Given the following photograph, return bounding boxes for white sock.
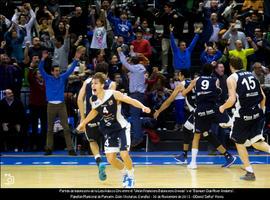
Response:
[127,168,134,178]
[94,154,101,160]
[190,149,198,165]
[245,166,254,173]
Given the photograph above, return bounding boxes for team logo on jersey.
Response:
[108,100,113,105]
[103,107,109,114]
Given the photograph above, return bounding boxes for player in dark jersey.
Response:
[154,70,195,163]
[77,72,151,188]
[219,57,270,181]
[180,64,236,169]
[77,62,116,181]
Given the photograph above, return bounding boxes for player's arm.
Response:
[260,87,266,113]
[76,109,98,132]
[181,79,196,96]
[113,91,151,113]
[77,80,87,122]
[153,84,183,119]
[219,76,237,113]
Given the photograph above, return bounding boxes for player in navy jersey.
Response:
[180,64,236,169]
[77,72,151,188]
[77,62,116,181]
[154,70,195,163]
[219,57,270,181]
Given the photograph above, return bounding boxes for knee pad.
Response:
[203,131,221,149]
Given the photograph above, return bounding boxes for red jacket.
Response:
[28,68,47,106]
[131,39,152,58]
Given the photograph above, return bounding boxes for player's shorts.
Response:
[85,121,102,142]
[230,115,265,147]
[103,124,131,154]
[184,113,194,131]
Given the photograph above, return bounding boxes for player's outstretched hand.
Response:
[153,110,160,120]
[142,106,151,114]
[219,105,225,114]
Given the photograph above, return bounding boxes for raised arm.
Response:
[113,90,151,113]
[61,49,81,79]
[38,51,49,79]
[118,48,136,72]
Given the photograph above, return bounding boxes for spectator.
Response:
[28,55,47,151]
[107,10,134,44]
[11,3,36,47]
[155,2,185,74]
[90,18,107,50]
[52,24,70,72]
[228,38,258,70]
[39,49,82,156]
[4,23,26,63]
[0,89,25,152]
[252,62,265,84]
[69,6,88,37]
[131,29,152,59]
[200,43,222,65]
[242,0,264,12]
[222,22,249,50]
[111,35,129,56]
[117,47,146,147]
[170,25,201,71]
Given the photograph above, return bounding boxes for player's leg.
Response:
[175,114,194,163]
[85,125,106,181]
[235,143,256,181]
[252,141,270,153]
[188,133,200,169]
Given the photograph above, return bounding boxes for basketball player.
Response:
[77,73,151,188]
[77,62,116,181]
[219,57,270,181]
[180,64,236,169]
[154,70,195,163]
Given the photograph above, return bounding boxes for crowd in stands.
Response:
[0,0,270,153]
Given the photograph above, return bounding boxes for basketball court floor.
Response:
[1,151,269,188]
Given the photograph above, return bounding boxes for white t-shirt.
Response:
[90,27,107,49]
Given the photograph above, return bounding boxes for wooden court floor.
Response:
[1,165,270,188]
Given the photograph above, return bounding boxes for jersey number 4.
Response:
[241,77,256,91]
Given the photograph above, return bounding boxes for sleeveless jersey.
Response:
[231,70,263,118]
[91,90,128,135]
[195,76,220,110]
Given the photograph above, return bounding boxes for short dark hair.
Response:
[179,69,190,78]
[201,63,213,76]
[95,61,109,74]
[92,72,106,84]
[51,65,60,71]
[229,56,243,70]
[130,56,140,64]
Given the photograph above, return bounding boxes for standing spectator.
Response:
[0,89,25,152]
[228,38,258,70]
[107,10,134,44]
[4,23,26,64]
[90,18,107,50]
[131,29,152,59]
[28,55,47,151]
[222,22,249,50]
[52,24,70,72]
[11,3,36,47]
[155,2,185,74]
[69,6,88,37]
[111,35,129,56]
[117,47,146,147]
[170,25,201,71]
[39,49,83,156]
